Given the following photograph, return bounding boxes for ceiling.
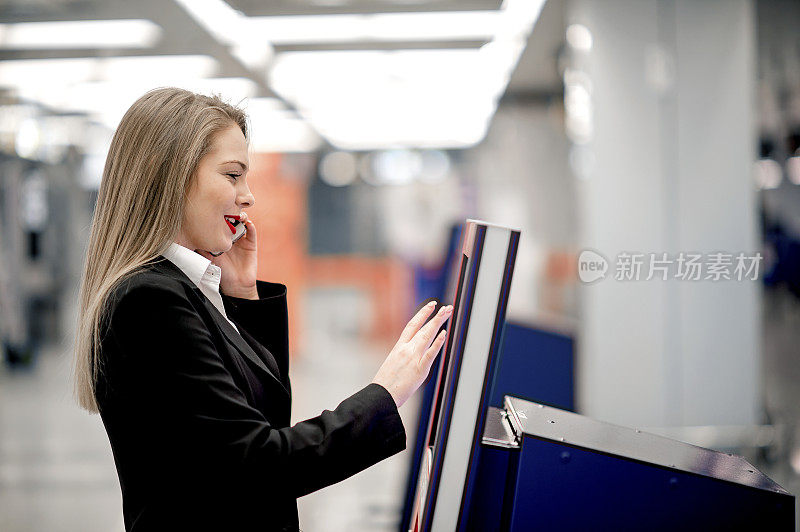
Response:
[0,0,565,151]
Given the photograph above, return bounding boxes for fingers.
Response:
[414,305,453,350]
[243,218,256,241]
[230,212,256,248]
[422,328,448,369]
[399,301,438,344]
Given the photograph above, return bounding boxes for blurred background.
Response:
[0,0,799,530]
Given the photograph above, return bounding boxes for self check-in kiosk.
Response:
[408,219,794,531]
[409,219,520,531]
[401,225,576,532]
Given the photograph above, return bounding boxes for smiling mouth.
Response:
[223,215,239,234]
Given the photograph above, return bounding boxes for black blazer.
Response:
[94,257,406,531]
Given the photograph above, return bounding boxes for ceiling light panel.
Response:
[268,48,508,149]
[0,55,219,89]
[270,49,507,105]
[0,19,162,49]
[261,0,545,149]
[12,76,256,130]
[242,97,321,153]
[247,11,503,44]
[173,0,275,70]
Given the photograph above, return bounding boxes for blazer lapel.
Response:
[149,257,288,394]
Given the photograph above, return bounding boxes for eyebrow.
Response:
[220,160,248,171]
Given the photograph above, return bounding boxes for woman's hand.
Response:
[197,212,259,300]
[372,302,453,408]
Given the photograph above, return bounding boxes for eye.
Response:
[225,173,240,181]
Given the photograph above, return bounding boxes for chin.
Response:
[201,239,231,256]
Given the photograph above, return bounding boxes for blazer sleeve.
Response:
[104,280,406,499]
[221,280,290,381]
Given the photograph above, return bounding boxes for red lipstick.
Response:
[224,215,240,234]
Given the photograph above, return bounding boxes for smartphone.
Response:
[230,218,246,244]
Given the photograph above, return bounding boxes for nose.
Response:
[237,183,255,209]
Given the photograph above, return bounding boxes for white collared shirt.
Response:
[162,242,239,333]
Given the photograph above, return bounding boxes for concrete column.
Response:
[571,0,759,427]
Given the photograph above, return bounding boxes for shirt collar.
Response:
[162,242,216,287]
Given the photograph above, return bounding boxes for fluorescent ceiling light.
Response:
[0,20,161,49]
[86,77,258,128]
[178,0,546,150]
[173,0,274,69]
[244,97,321,153]
[249,115,322,153]
[2,56,227,127]
[307,98,494,150]
[268,49,502,148]
[0,58,100,86]
[0,55,219,88]
[248,11,502,44]
[98,55,219,79]
[13,77,256,129]
[271,48,486,77]
[312,119,491,150]
[269,49,509,107]
[262,0,545,150]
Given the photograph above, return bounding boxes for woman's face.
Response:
[176,124,254,254]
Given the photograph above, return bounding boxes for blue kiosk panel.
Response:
[470,397,794,531]
[490,321,574,411]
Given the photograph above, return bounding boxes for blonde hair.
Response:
[73,87,248,413]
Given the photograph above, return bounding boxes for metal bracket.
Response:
[482,406,521,449]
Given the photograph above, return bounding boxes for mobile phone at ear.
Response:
[230,218,246,243]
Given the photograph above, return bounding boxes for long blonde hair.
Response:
[73,87,248,413]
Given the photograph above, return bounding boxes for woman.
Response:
[72,87,452,531]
